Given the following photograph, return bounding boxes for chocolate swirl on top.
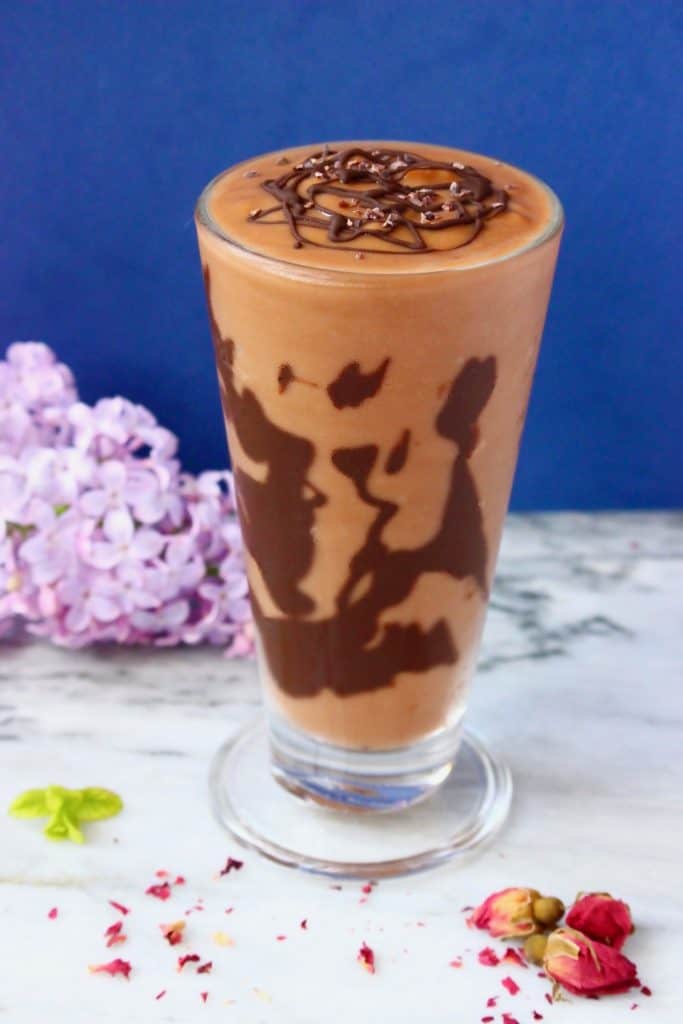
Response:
[249,146,510,254]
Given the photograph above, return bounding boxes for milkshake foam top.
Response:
[198,141,561,275]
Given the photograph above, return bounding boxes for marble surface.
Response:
[1,512,682,1023]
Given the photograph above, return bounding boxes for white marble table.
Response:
[2,513,682,1023]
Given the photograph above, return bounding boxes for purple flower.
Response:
[25,447,95,505]
[195,576,251,644]
[57,573,122,633]
[0,455,29,524]
[85,508,165,570]
[162,535,205,593]
[114,562,162,614]
[131,599,190,637]
[1,341,253,657]
[19,502,79,585]
[0,343,76,455]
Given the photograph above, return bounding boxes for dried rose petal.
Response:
[533,1014,544,1021]
[503,947,528,968]
[108,900,130,915]
[276,935,287,941]
[177,953,201,971]
[155,869,169,879]
[219,857,243,876]
[566,893,633,951]
[357,942,375,973]
[174,875,186,886]
[197,961,213,974]
[449,957,463,968]
[477,947,500,967]
[89,958,132,979]
[155,990,166,1001]
[544,927,639,997]
[482,1017,494,1023]
[641,985,652,996]
[486,996,497,1007]
[502,976,520,995]
[160,920,185,946]
[104,921,127,948]
[200,991,209,1003]
[300,919,308,930]
[502,1014,520,1024]
[146,881,172,901]
[47,907,58,920]
[468,888,541,939]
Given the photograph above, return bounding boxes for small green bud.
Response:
[524,932,549,965]
[533,896,565,927]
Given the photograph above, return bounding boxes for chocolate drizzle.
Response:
[249,146,509,254]
[327,358,390,409]
[204,268,325,616]
[203,268,496,698]
[385,429,411,475]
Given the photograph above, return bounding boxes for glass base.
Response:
[209,719,512,878]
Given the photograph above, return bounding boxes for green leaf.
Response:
[5,521,35,539]
[77,788,123,822]
[9,789,50,818]
[9,784,123,843]
[44,785,73,812]
[44,809,84,844]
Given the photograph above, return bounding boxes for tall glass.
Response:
[196,142,562,875]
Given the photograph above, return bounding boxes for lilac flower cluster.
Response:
[0,342,253,654]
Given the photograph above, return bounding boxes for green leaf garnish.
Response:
[9,784,123,843]
[44,808,85,844]
[78,788,123,822]
[9,789,50,818]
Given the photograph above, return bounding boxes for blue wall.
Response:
[2,1,680,509]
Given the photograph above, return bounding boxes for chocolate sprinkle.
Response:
[277,363,295,394]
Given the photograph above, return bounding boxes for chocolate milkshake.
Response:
[196,142,562,787]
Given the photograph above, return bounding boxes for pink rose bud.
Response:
[543,927,638,997]
[565,892,633,951]
[468,888,542,939]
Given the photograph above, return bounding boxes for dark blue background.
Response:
[2,2,680,509]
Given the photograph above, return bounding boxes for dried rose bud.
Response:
[468,888,542,939]
[543,927,638,997]
[565,892,633,951]
[532,897,565,928]
[523,933,549,966]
